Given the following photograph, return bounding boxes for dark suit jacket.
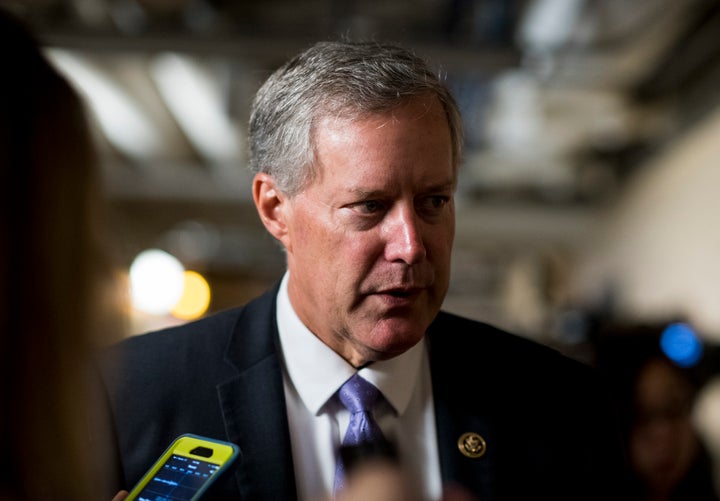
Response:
[99,284,627,500]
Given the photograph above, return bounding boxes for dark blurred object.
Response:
[336,439,417,501]
[594,323,719,501]
[0,6,122,500]
[339,439,399,475]
[338,440,480,500]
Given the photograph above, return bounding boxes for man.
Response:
[101,41,626,500]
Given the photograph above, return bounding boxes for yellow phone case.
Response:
[125,434,239,501]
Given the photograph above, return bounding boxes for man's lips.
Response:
[373,286,424,298]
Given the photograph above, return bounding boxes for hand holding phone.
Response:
[124,434,238,501]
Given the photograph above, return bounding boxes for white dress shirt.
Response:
[276,272,443,501]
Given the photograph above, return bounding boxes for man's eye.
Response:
[356,200,384,214]
[431,196,449,209]
[419,195,449,212]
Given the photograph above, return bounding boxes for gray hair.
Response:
[248,40,464,196]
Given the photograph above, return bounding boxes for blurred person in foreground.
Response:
[596,324,718,501]
[99,40,626,500]
[0,8,124,500]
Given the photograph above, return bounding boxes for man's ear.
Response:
[253,172,290,246]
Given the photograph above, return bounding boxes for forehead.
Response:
[313,96,452,154]
[311,97,454,185]
[318,94,449,131]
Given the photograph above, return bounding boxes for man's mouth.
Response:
[376,287,423,298]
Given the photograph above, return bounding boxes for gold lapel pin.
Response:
[457,432,487,459]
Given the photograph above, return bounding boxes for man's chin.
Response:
[367,321,427,356]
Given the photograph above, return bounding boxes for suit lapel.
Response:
[428,313,498,499]
[217,285,297,500]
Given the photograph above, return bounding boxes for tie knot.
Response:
[338,374,381,414]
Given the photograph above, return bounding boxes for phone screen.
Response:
[132,453,220,501]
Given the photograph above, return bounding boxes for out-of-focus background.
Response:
[6,0,720,488]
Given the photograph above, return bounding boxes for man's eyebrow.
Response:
[346,181,456,198]
[427,181,456,192]
[346,188,386,198]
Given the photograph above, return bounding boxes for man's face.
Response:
[281,95,455,367]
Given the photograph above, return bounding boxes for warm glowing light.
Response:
[171,271,211,320]
[129,249,185,315]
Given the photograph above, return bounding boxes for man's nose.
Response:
[383,206,426,265]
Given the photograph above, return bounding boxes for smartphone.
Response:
[125,434,239,501]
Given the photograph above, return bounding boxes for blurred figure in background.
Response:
[0,7,123,500]
[595,324,718,501]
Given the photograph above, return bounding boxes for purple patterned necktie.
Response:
[333,373,386,494]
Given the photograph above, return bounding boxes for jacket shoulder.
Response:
[108,308,242,365]
[102,284,279,374]
[428,310,596,396]
[430,311,581,367]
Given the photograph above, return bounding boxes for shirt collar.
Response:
[276,271,424,416]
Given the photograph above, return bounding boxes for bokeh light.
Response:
[129,249,185,315]
[660,322,703,368]
[171,270,211,320]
